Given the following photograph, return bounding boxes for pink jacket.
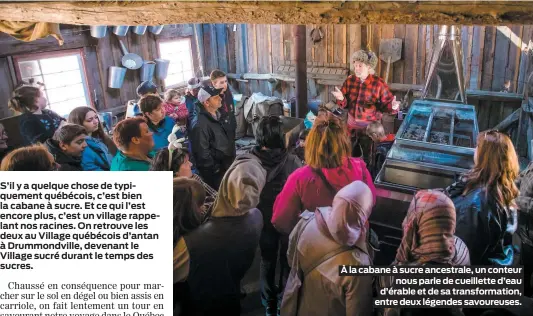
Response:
[272,157,376,235]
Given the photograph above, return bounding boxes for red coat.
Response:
[272,157,376,235]
[163,101,188,125]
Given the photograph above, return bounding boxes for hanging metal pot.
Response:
[118,39,143,70]
[140,61,156,82]
[108,66,127,89]
[133,26,148,35]
[90,26,108,38]
[148,25,164,35]
[113,26,130,36]
[155,59,170,80]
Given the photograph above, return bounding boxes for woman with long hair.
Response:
[446,130,519,266]
[150,142,217,211]
[173,177,206,314]
[9,85,65,146]
[68,106,117,171]
[272,113,376,235]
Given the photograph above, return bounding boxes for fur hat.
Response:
[351,50,378,69]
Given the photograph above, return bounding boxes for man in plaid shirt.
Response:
[332,49,400,132]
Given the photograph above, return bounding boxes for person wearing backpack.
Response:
[272,113,376,235]
[280,181,374,316]
[250,116,303,316]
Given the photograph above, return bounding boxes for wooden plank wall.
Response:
[0,24,198,118]
[202,23,533,131]
[204,24,532,96]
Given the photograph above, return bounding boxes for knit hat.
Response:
[351,50,378,69]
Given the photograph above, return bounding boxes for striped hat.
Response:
[395,190,460,265]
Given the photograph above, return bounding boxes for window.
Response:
[158,38,194,88]
[15,50,91,117]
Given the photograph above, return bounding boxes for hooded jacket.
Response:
[147,116,178,151]
[81,136,114,171]
[190,101,236,187]
[251,146,303,226]
[19,109,64,146]
[516,162,533,247]
[44,139,82,171]
[446,178,517,266]
[181,154,266,314]
[272,157,376,235]
[281,181,374,316]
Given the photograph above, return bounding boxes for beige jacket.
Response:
[283,209,373,316]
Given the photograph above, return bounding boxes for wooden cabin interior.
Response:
[1,1,533,160]
[2,2,533,314]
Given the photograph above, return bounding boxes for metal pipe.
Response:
[449,110,455,145]
[436,75,443,99]
[423,108,436,142]
[294,25,307,118]
[193,24,205,78]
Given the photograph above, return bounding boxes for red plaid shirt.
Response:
[337,74,396,129]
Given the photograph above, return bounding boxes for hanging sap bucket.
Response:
[140,61,156,82]
[132,25,148,35]
[90,26,108,38]
[108,66,127,89]
[155,59,170,80]
[149,25,164,35]
[112,26,130,36]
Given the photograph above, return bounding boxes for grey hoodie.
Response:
[211,153,267,217]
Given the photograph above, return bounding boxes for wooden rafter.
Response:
[1,1,533,26]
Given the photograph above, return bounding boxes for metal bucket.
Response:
[112,26,130,36]
[98,112,118,134]
[140,61,156,82]
[149,25,164,35]
[132,25,147,35]
[90,26,108,38]
[155,59,170,80]
[108,66,127,89]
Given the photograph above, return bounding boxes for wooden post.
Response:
[294,25,307,118]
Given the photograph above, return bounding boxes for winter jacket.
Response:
[219,89,237,141]
[446,179,517,266]
[272,157,376,235]
[19,109,65,146]
[177,154,265,315]
[251,146,303,229]
[516,162,533,247]
[282,208,373,316]
[190,102,236,188]
[44,139,82,171]
[110,151,154,171]
[81,136,114,171]
[147,116,180,151]
[163,101,188,125]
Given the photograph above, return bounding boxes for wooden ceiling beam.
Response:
[0,1,533,26]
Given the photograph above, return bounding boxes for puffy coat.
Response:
[81,136,114,171]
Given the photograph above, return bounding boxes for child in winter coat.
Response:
[164,89,189,127]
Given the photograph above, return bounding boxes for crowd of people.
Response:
[1,49,533,316]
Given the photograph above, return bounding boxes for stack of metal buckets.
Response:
[89,25,170,89]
